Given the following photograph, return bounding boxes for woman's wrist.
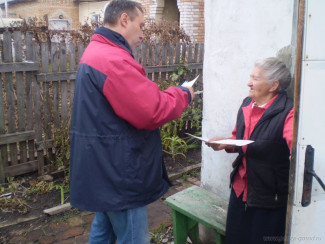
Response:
[225,146,237,153]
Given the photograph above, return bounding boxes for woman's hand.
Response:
[205,136,228,151]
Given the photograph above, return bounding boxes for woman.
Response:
[206,57,293,244]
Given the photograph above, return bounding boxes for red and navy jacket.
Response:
[69,27,191,211]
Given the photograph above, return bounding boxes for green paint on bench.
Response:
[165,185,228,244]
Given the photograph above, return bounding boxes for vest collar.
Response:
[240,92,289,139]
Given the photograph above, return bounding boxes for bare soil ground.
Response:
[0,149,201,240]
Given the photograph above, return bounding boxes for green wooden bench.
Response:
[165,185,228,244]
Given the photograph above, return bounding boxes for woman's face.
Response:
[247,66,277,105]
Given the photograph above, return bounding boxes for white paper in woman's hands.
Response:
[185,133,254,146]
[212,139,254,146]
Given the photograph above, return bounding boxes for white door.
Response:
[288,0,325,243]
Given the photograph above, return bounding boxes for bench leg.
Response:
[215,231,225,244]
[172,210,199,244]
[188,219,199,243]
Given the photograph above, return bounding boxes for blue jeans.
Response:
[89,206,150,244]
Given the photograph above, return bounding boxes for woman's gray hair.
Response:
[255,57,291,92]
[104,0,144,26]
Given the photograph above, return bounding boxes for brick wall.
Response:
[177,0,204,43]
[141,0,204,43]
[139,0,152,19]
[2,0,204,43]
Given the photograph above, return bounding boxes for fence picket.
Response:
[0,151,3,183]
[147,44,153,80]
[134,45,139,61]
[68,43,76,104]
[32,43,44,175]
[194,43,199,63]
[0,50,6,180]
[141,43,147,66]
[3,32,12,63]
[51,43,59,73]
[161,43,168,81]
[148,44,153,66]
[3,32,19,166]
[69,43,76,72]
[181,43,186,61]
[188,43,193,64]
[153,43,161,82]
[175,43,181,64]
[198,44,204,89]
[14,32,28,163]
[41,42,54,164]
[25,32,35,161]
[32,43,40,63]
[60,43,69,125]
[0,67,5,134]
[199,43,204,63]
[51,43,60,128]
[13,31,23,62]
[33,43,42,145]
[26,32,33,61]
[77,43,84,62]
[168,44,175,65]
[41,42,52,138]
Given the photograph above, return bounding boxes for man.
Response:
[69,0,194,243]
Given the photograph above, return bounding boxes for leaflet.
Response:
[194,90,203,95]
[181,75,200,87]
[185,133,254,146]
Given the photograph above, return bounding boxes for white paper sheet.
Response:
[181,75,200,87]
[212,139,254,146]
[194,90,203,95]
[185,133,254,146]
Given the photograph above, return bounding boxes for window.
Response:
[91,14,101,24]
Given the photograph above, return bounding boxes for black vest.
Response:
[231,92,293,208]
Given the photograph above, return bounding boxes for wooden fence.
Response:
[0,31,204,182]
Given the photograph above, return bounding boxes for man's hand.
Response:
[183,86,195,102]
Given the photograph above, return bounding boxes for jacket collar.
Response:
[94,27,133,57]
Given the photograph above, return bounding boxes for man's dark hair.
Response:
[104,0,144,25]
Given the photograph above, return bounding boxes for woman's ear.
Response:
[270,80,280,92]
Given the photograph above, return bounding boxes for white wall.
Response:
[202,0,295,200]
[79,1,110,25]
